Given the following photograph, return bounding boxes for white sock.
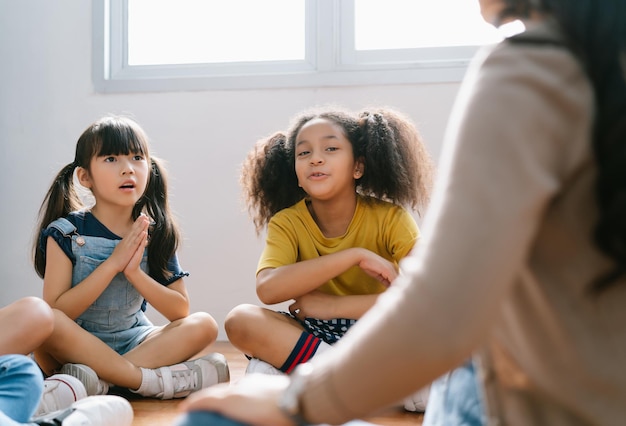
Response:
[130,368,162,397]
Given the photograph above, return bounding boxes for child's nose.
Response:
[121,160,135,174]
[310,153,324,165]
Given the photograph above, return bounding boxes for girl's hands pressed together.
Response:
[123,215,151,279]
[108,214,150,274]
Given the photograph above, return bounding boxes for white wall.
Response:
[0,1,461,340]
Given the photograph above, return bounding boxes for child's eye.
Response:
[133,154,144,161]
[326,147,338,152]
[104,156,116,162]
[297,150,310,157]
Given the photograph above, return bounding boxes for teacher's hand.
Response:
[179,373,294,426]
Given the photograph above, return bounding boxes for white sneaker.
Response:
[403,385,430,412]
[32,395,133,426]
[245,358,284,375]
[59,364,109,396]
[156,353,230,399]
[33,374,88,417]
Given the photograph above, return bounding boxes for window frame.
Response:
[93,0,484,93]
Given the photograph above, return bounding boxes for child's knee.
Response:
[14,297,54,341]
[224,304,261,343]
[187,312,219,341]
[19,297,53,323]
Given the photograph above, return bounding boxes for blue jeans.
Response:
[423,360,485,426]
[0,354,44,425]
[173,411,381,426]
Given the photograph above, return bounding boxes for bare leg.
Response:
[33,309,143,390]
[225,304,304,368]
[124,312,219,368]
[0,297,54,356]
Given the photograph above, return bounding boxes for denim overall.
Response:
[46,218,156,355]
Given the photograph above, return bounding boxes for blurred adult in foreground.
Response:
[176,0,626,424]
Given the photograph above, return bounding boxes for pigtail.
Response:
[358,112,410,203]
[240,132,305,234]
[358,110,434,215]
[33,162,82,278]
[139,156,181,283]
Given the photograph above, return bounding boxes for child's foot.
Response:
[59,363,110,396]
[156,353,230,399]
[245,357,283,375]
[33,374,88,417]
[32,395,133,426]
[403,385,430,413]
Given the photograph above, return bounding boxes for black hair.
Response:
[503,0,626,291]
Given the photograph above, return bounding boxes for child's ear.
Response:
[353,160,365,179]
[76,167,92,189]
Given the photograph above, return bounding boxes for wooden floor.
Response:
[130,341,423,425]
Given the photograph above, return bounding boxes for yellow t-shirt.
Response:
[257,195,419,296]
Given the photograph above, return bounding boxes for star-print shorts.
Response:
[281,311,357,344]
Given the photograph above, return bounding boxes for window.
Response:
[127,0,306,65]
[93,0,511,93]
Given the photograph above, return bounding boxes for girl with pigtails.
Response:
[31,116,229,401]
[226,106,434,410]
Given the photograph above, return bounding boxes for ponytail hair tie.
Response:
[358,111,371,127]
[151,158,160,176]
[359,111,385,128]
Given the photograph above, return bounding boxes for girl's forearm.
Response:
[50,259,120,320]
[127,271,189,320]
[331,294,379,319]
[256,248,367,304]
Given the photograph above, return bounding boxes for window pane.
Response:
[354,0,501,50]
[127,0,306,66]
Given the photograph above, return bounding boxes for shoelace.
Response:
[171,364,201,393]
